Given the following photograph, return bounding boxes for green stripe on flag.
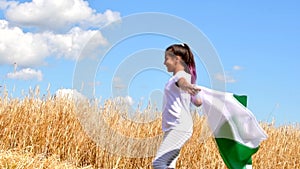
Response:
[233,94,247,107]
[215,95,255,169]
[233,95,253,167]
[215,138,258,169]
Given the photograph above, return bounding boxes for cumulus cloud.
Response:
[0,0,17,10]
[0,20,108,67]
[0,0,120,82]
[4,0,121,32]
[7,68,43,81]
[44,26,108,60]
[0,20,49,67]
[55,88,87,101]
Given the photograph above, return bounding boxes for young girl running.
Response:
[152,43,201,169]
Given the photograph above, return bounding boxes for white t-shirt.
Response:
[162,70,193,133]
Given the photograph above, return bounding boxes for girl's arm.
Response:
[176,77,201,96]
[176,77,202,107]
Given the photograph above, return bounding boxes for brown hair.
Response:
[166,43,197,84]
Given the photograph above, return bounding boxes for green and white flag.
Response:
[198,86,268,169]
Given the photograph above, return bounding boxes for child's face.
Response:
[164,52,178,73]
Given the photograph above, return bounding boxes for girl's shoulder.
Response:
[174,70,191,79]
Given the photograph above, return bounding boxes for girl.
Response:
[152,43,201,169]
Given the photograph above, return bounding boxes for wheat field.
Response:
[0,90,299,169]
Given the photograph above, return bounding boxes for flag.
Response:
[198,86,268,169]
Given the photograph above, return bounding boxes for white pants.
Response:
[152,130,192,169]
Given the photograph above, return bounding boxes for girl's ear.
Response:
[174,55,180,65]
[175,55,181,62]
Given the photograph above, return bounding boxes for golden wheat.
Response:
[0,93,299,169]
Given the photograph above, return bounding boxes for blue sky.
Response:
[0,0,299,126]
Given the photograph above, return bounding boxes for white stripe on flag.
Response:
[197,86,268,169]
[198,86,267,148]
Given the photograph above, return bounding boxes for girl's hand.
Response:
[186,84,201,96]
[177,78,201,95]
[191,92,202,107]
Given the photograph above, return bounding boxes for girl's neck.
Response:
[173,67,185,75]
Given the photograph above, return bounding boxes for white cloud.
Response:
[214,66,244,83]
[43,26,108,60]
[0,20,108,66]
[0,0,17,10]
[113,77,126,89]
[4,0,121,31]
[233,65,243,71]
[214,72,236,83]
[55,88,87,101]
[0,0,119,82]
[0,20,49,67]
[113,96,134,106]
[7,68,43,81]
[124,96,134,106]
